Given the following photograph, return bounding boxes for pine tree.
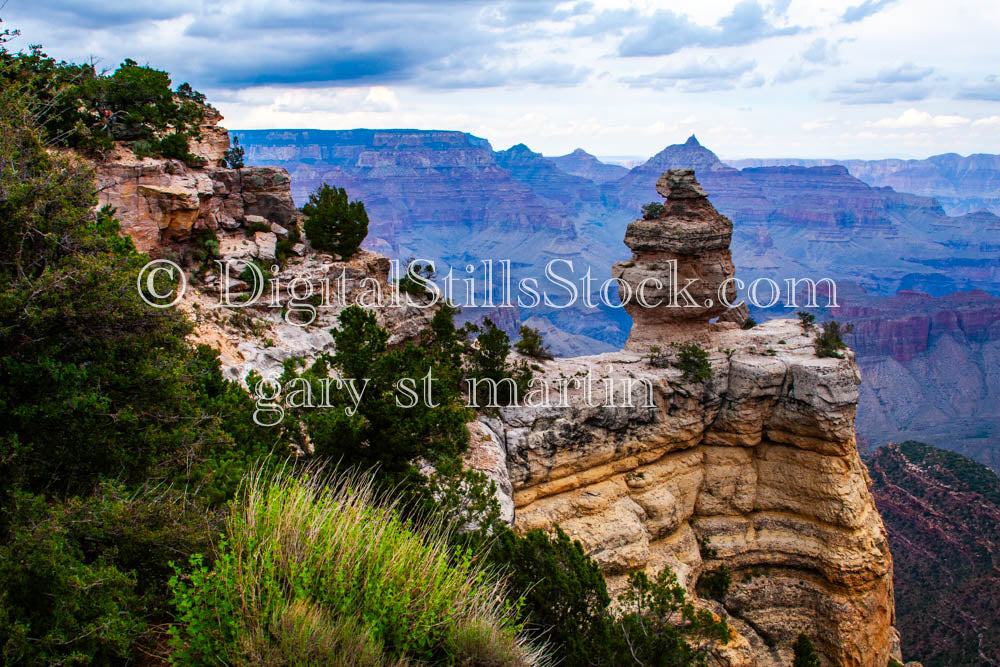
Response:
[301,183,368,258]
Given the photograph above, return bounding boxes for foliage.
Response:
[0,45,206,156]
[223,135,245,168]
[792,633,821,667]
[617,569,731,666]
[0,484,217,664]
[671,341,713,383]
[465,318,533,407]
[287,305,472,490]
[642,201,665,220]
[301,183,369,258]
[487,526,622,666]
[399,258,436,297]
[797,310,816,330]
[814,320,853,358]
[741,316,757,329]
[696,566,732,601]
[167,464,544,665]
[514,324,554,360]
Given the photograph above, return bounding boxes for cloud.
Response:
[842,0,899,23]
[569,8,640,38]
[622,58,757,92]
[8,0,579,90]
[775,64,821,84]
[859,63,934,84]
[801,38,838,65]
[957,75,1000,101]
[871,109,970,129]
[830,64,935,104]
[973,115,1000,127]
[618,1,801,57]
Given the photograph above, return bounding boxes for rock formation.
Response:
[94,114,433,383]
[477,169,896,665]
[96,112,296,254]
[613,169,745,347]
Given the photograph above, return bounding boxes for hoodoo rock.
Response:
[475,169,896,666]
[614,169,745,348]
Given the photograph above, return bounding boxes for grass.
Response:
[168,463,547,665]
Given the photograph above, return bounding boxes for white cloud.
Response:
[972,115,1000,127]
[871,109,970,129]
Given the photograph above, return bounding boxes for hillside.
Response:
[867,441,1000,665]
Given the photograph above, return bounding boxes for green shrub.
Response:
[465,318,533,408]
[742,316,758,329]
[618,568,731,665]
[641,201,665,220]
[514,324,554,360]
[671,341,712,382]
[487,526,621,666]
[797,310,816,330]
[301,183,369,258]
[815,320,853,358]
[696,565,732,601]
[168,464,545,665]
[399,259,435,297]
[793,633,821,667]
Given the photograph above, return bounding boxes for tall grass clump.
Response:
[168,463,547,665]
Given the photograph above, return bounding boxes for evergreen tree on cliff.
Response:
[302,183,369,258]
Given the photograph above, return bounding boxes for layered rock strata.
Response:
[481,170,894,666]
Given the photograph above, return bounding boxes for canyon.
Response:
[235,129,1000,472]
[98,111,900,665]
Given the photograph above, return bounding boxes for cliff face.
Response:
[868,441,1000,665]
[482,172,895,666]
[95,117,296,254]
[836,290,1000,470]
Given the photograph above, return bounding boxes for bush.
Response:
[168,464,545,665]
[641,201,665,220]
[797,310,816,330]
[399,259,435,297]
[0,47,207,154]
[742,316,757,329]
[815,320,853,358]
[301,183,369,258]
[487,526,622,666]
[696,565,732,601]
[671,341,712,383]
[465,318,532,408]
[514,324,554,360]
[793,633,821,667]
[618,569,731,665]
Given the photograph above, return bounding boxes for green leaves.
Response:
[301,183,369,259]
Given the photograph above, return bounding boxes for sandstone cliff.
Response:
[480,171,896,666]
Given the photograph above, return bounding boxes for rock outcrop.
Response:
[613,169,744,347]
[96,112,296,253]
[479,170,895,665]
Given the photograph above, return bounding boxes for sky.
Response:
[6,0,1000,160]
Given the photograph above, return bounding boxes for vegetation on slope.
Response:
[169,464,544,665]
[867,441,1000,666]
